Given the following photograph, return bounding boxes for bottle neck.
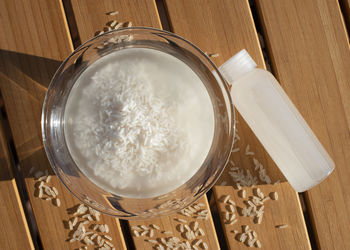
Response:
[218,49,257,84]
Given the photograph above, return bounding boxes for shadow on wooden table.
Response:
[0,49,62,180]
[0,49,61,89]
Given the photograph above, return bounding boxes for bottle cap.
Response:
[219,49,257,84]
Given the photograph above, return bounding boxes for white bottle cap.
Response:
[219,49,257,83]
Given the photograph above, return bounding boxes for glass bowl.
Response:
[42,27,234,219]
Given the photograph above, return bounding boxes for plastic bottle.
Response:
[219,50,334,192]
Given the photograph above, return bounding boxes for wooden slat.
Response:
[70,0,162,43]
[213,184,311,249]
[128,196,219,250]
[163,1,313,248]
[70,3,218,250]
[0,116,34,249]
[0,0,126,249]
[164,0,285,187]
[256,0,350,249]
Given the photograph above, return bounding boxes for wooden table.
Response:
[0,0,349,249]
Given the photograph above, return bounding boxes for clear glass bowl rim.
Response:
[41,26,235,217]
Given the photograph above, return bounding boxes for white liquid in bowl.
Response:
[64,48,214,198]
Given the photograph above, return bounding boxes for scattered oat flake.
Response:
[55,198,61,207]
[228,205,235,213]
[275,224,288,229]
[188,206,196,213]
[175,218,187,223]
[258,205,264,212]
[151,224,160,230]
[253,157,260,166]
[195,239,203,246]
[46,175,52,183]
[239,190,246,198]
[68,220,73,230]
[105,240,114,247]
[248,200,255,208]
[99,238,105,247]
[107,10,119,16]
[140,230,148,236]
[247,231,253,240]
[209,53,219,58]
[231,147,240,153]
[114,22,123,30]
[38,188,43,198]
[245,144,254,155]
[228,199,236,205]
[183,212,191,217]
[110,20,117,27]
[149,229,154,237]
[193,204,201,210]
[52,187,58,195]
[271,192,278,200]
[230,219,238,225]
[255,239,262,248]
[146,239,158,244]
[258,191,265,199]
[105,235,113,241]
[239,233,247,242]
[225,211,230,221]
[103,224,109,232]
[201,242,208,249]
[72,217,78,226]
[222,195,230,203]
[193,221,199,231]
